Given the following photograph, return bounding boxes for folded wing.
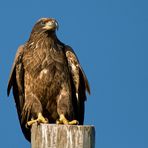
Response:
[7,45,30,141]
[64,45,90,124]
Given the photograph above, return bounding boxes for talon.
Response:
[27,112,48,126]
[37,113,48,123]
[69,120,79,125]
[56,120,62,124]
[27,119,37,126]
[57,114,79,125]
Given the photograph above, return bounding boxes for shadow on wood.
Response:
[31,123,95,148]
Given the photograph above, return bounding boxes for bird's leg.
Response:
[27,112,48,126]
[56,114,79,125]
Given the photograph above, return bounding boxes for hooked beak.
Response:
[43,20,59,31]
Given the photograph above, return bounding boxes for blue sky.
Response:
[0,0,148,148]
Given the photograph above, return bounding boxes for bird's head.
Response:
[32,18,59,33]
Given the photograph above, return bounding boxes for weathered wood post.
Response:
[31,123,95,148]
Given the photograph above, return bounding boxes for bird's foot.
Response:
[27,113,48,126]
[56,114,79,125]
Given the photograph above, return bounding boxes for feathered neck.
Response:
[29,30,58,42]
[27,30,60,49]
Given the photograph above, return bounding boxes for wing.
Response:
[7,45,30,141]
[7,45,25,113]
[64,45,90,124]
[7,45,24,96]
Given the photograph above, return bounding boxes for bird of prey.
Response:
[7,18,90,141]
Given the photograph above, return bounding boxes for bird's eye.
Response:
[40,21,45,26]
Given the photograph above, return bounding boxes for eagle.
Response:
[7,18,90,141]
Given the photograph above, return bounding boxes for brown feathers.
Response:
[7,18,90,142]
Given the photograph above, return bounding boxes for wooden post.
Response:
[31,123,95,148]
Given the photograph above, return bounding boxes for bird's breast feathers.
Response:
[39,69,48,79]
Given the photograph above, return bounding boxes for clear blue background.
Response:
[0,0,148,148]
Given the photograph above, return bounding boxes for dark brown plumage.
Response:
[7,18,90,142]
